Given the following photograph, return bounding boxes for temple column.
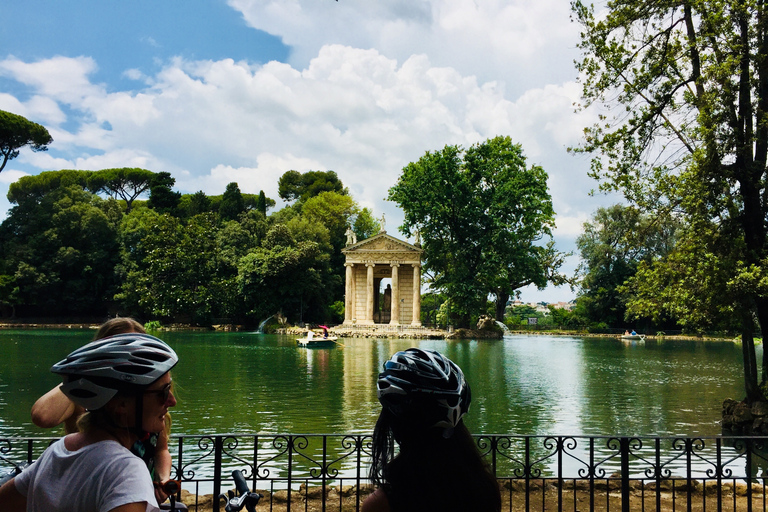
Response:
[389,263,400,325]
[412,264,422,326]
[344,263,354,324]
[365,263,375,324]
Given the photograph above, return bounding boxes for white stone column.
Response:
[366,263,375,324]
[412,264,422,326]
[389,263,400,325]
[344,263,354,324]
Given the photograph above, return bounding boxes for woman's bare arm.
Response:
[362,488,390,512]
[153,430,173,503]
[30,385,79,430]
[0,479,27,512]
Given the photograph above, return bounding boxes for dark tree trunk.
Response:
[741,305,760,403]
[495,291,509,322]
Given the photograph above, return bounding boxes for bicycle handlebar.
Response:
[219,470,263,512]
[232,470,250,495]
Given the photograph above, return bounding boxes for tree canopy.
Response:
[572,0,768,400]
[278,170,346,203]
[576,204,680,329]
[388,136,566,327]
[9,168,155,212]
[1,167,366,326]
[0,110,52,173]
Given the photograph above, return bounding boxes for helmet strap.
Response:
[132,391,147,439]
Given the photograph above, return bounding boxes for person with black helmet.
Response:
[0,333,178,512]
[363,348,501,512]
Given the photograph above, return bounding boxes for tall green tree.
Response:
[219,182,245,221]
[0,185,120,316]
[351,207,381,241]
[0,110,52,173]
[8,170,89,204]
[278,170,346,204]
[147,171,181,214]
[388,136,565,326]
[576,204,680,328]
[572,0,768,400]
[256,190,267,216]
[7,168,156,212]
[237,224,327,323]
[184,190,213,217]
[87,168,156,212]
[117,211,235,324]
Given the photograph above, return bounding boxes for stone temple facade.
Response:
[341,230,423,326]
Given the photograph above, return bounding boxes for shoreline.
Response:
[0,320,743,342]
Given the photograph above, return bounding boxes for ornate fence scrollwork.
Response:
[5,434,768,512]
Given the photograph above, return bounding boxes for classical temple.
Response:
[341,228,423,326]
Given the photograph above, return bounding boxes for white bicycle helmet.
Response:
[377,348,471,430]
[51,333,178,410]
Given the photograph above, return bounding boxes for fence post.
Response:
[620,437,630,512]
[746,439,753,512]
[287,435,294,511]
[524,436,531,512]
[321,435,327,512]
[213,436,223,512]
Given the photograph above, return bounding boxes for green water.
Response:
[0,330,749,438]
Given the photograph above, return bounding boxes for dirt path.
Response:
[178,479,768,512]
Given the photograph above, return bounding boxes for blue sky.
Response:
[0,0,617,303]
[1,1,288,93]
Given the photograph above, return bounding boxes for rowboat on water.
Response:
[296,337,339,347]
[619,334,645,341]
[296,329,339,347]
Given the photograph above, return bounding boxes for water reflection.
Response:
[0,330,749,439]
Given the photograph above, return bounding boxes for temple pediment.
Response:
[342,231,422,263]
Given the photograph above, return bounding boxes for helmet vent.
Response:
[114,364,152,375]
[134,350,169,362]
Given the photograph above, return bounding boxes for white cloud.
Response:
[0,168,28,186]
[229,0,581,96]
[0,56,104,108]
[0,45,597,243]
[0,1,603,302]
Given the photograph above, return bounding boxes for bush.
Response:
[144,320,162,331]
[587,322,610,334]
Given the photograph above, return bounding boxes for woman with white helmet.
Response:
[30,318,175,504]
[0,333,178,512]
[363,348,501,512]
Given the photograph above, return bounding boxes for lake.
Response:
[0,329,750,438]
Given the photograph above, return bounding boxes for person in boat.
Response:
[363,348,501,512]
[1,333,178,512]
[631,330,637,336]
[322,327,329,339]
[30,317,175,505]
[624,330,630,336]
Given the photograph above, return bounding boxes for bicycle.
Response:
[219,470,263,512]
[158,479,187,511]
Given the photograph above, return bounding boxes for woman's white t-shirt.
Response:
[14,437,160,512]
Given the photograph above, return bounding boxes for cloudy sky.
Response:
[0,0,618,303]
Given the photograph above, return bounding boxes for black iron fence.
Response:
[4,434,768,512]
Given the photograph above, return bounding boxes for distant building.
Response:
[550,301,576,311]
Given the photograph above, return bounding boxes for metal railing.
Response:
[4,434,768,512]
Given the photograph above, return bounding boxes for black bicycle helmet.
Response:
[377,348,471,430]
[51,333,178,410]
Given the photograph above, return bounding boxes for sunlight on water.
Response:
[0,330,749,439]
